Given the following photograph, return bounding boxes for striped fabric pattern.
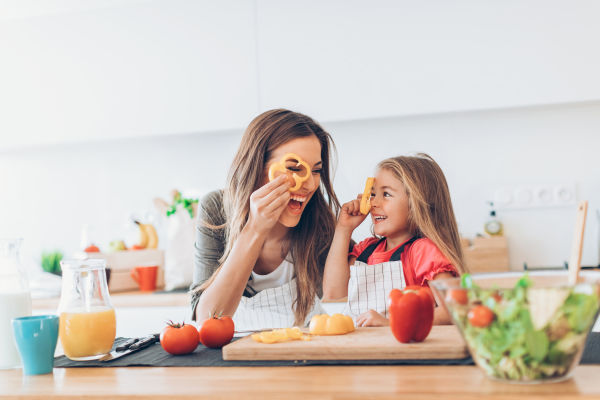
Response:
[344,260,406,320]
[233,278,324,331]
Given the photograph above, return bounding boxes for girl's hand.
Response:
[355,310,389,327]
[337,194,368,232]
[246,175,291,236]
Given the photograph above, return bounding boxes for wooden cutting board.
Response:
[222,325,468,361]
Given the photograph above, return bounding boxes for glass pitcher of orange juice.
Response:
[58,259,116,360]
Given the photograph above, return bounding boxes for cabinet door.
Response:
[257,0,600,121]
[0,0,258,149]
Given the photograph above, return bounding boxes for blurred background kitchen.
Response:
[1,0,600,296]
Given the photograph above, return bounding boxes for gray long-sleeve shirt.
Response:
[189,189,335,320]
[189,190,259,320]
[189,190,226,320]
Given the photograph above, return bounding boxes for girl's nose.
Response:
[370,194,379,208]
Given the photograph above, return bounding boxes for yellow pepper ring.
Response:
[360,177,375,215]
[268,153,311,192]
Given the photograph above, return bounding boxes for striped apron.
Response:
[344,237,417,321]
[232,278,324,331]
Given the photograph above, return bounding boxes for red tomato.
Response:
[492,292,503,303]
[84,245,100,253]
[199,315,235,348]
[160,322,199,355]
[446,289,468,305]
[468,305,495,328]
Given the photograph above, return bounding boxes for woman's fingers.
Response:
[258,177,291,205]
[257,192,290,218]
[263,189,291,215]
[248,174,291,228]
[252,174,289,199]
[251,176,290,213]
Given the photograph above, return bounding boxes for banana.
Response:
[142,223,159,249]
[133,221,158,249]
[134,220,149,248]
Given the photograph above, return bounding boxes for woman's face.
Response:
[369,168,411,240]
[265,135,323,228]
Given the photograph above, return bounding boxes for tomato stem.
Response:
[165,319,186,329]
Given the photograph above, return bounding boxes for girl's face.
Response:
[265,135,323,228]
[370,168,411,240]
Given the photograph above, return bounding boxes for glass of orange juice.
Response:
[58,259,116,361]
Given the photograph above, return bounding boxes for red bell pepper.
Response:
[388,285,435,343]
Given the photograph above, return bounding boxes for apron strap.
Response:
[355,238,386,263]
[389,236,419,261]
[243,275,258,297]
[355,236,420,264]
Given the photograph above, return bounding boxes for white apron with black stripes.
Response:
[232,278,324,331]
[344,237,417,321]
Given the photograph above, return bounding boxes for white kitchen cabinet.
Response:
[0,0,258,149]
[256,0,600,121]
[4,1,600,149]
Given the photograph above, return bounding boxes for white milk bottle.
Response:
[0,239,32,369]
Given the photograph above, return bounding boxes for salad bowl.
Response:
[430,270,600,383]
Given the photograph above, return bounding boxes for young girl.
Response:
[323,153,466,326]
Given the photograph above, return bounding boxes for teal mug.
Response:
[11,315,59,375]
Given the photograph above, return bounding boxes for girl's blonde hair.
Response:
[377,153,467,274]
[200,109,340,325]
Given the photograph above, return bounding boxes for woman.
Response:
[190,109,340,329]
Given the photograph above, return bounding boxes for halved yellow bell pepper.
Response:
[309,314,355,335]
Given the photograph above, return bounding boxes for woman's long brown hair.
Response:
[198,109,340,325]
[377,153,467,274]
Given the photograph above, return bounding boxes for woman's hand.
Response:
[355,310,389,327]
[337,194,368,232]
[246,174,291,236]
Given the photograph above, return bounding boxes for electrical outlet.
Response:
[494,184,576,210]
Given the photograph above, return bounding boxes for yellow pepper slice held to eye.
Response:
[268,153,311,192]
[360,177,375,215]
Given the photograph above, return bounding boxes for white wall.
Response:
[0,0,258,148]
[257,0,600,120]
[3,0,600,148]
[2,101,600,271]
[0,129,241,265]
[1,1,600,274]
[327,101,600,269]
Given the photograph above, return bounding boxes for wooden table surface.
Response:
[22,294,600,398]
[1,365,600,399]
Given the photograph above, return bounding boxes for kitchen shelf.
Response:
[32,290,190,310]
